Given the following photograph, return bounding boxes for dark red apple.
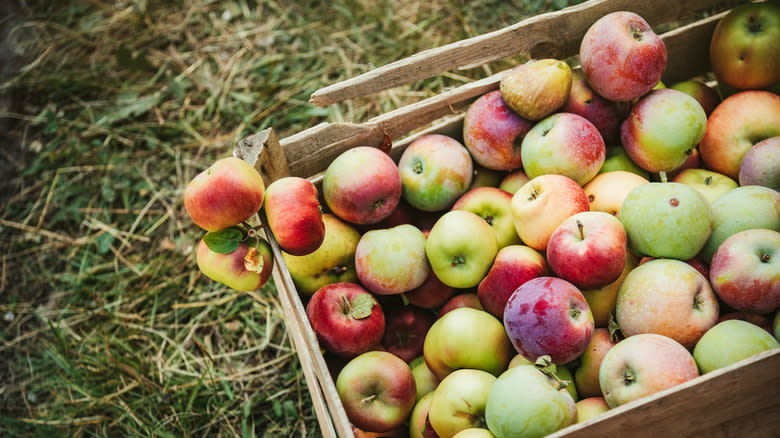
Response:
[382,305,436,363]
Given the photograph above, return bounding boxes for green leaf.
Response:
[349,294,376,319]
[203,228,243,254]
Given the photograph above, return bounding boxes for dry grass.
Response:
[0,0,585,436]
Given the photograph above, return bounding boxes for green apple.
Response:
[410,355,439,401]
[452,187,523,250]
[196,237,273,292]
[599,145,650,179]
[693,320,779,374]
[426,210,498,288]
[619,182,712,260]
[507,354,577,402]
[485,364,577,438]
[428,368,497,438]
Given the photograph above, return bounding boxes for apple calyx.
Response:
[630,25,643,41]
[535,355,570,391]
[622,368,636,386]
[759,252,771,263]
[451,255,466,268]
[341,293,376,320]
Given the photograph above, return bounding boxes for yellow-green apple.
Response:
[306,282,385,358]
[520,112,606,186]
[428,368,496,438]
[452,187,522,250]
[399,134,474,212]
[282,213,360,297]
[485,364,577,438]
[599,145,650,179]
[510,174,590,251]
[546,211,628,290]
[463,89,534,171]
[709,2,780,91]
[409,391,436,438]
[710,228,780,315]
[505,354,578,402]
[671,168,738,205]
[426,210,498,289]
[470,164,504,189]
[616,259,719,349]
[452,428,495,438]
[599,333,699,408]
[717,311,773,333]
[739,137,780,190]
[263,176,325,256]
[619,182,712,260]
[693,319,780,374]
[504,276,594,364]
[699,91,780,179]
[583,170,649,216]
[322,146,402,225]
[423,307,512,380]
[775,311,780,341]
[562,70,625,145]
[581,251,637,328]
[579,11,667,102]
[404,270,456,309]
[410,356,439,401]
[196,237,273,292]
[499,58,572,121]
[620,89,707,173]
[184,156,265,232]
[700,185,780,262]
[575,397,610,423]
[381,305,436,363]
[477,245,548,319]
[438,293,484,318]
[669,79,721,116]
[498,169,529,195]
[356,224,429,295]
[573,328,618,398]
[336,350,417,433]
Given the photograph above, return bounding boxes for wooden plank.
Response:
[235,128,291,188]
[308,0,742,107]
[548,348,780,437]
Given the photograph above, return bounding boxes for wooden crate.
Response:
[234,1,780,437]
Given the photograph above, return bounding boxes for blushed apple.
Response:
[463,89,534,171]
[709,228,780,315]
[498,169,530,195]
[477,244,548,319]
[408,391,436,438]
[621,88,707,173]
[699,91,780,179]
[336,350,417,433]
[451,187,522,250]
[506,354,578,402]
[574,328,618,399]
[426,210,498,289]
[438,293,484,318]
[404,269,457,310]
[521,112,605,186]
[579,11,667,102]
[616,259,719,349]
[184,156,265,232]
[619,182,712,260]
[671,168,738,205]
[669,79,721,116]
[428,368,497,438]
[196,237,273,292]
[562,70,625,145]
[504,276,594,364]
[583,171,649,216]
[399,134,474,212]
[282,213,361,297]
[739,137,780,190]
[693,319,780,374]
[547,211,628,290]
[599,333,699,408]
[452,428,495,438]
[423,307,512,380]
[511,174,590,251]
[306,282,385,358]
[263,176,325,256]
[356,224,430,295]
[575,397,610,423]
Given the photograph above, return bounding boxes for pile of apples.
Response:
[184,5,780,438]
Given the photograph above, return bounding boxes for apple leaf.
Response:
[203,227,244,254]
[349,294,376,319]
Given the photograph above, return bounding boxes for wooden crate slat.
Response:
[308,0,739,107]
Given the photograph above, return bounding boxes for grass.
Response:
[0,0,587,436]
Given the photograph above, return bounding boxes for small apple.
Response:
[263,176,325,256]
[669,79,721,116]
[562,70,625,145]
[428,368,497,438]
[599,145,650,180]
[470,164,504,189]
[404,269,457,310]
[693,319,780,374]
[196,236,273,292]
[410,356,439,401]
[452,428,495,438]
[408,391,436,438]
[498,169,530,195]
[499,58,572,121]
[184,156,265,232]
[575,397,610,423]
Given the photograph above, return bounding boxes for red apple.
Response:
[562,70,625,144]
[306,282,386,358]
[503,276,595,364]
[573,328,618,398]
[477,245,548,319]
[382,305,436,363]
[579,11,667,102]
[404,269,457,310]
[184,156,265,232]
[546,211,628,290]
[437,293,483,318]
[263,176,325,256]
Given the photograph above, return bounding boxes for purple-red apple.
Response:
[503,276,594,364]
[184,156,265,232]
[477,244,548,319]
[382,305,436,363]
[579,11,667,102]
[263,176,325,256]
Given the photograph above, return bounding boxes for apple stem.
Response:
[576,220,584,240]
[360,394,376,405]
[340,294,352,315]
[534,355,569,391]
[659,171,668,183]
[608,313,622,343]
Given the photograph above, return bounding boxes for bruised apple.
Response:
[196,237,273,292]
